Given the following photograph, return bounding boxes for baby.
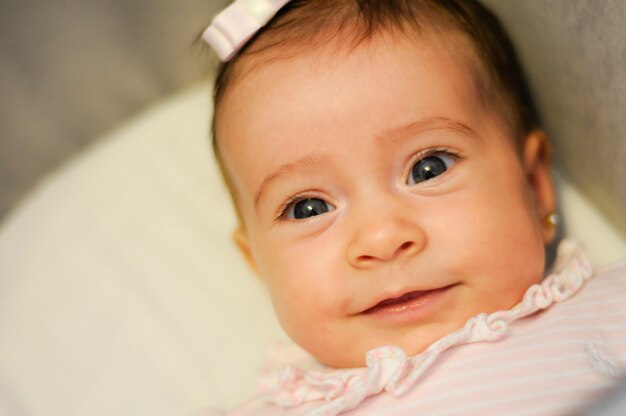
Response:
[203,0,626,415]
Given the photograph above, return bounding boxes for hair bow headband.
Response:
[203,0,292,61]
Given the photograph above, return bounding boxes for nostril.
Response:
[399,241,413,251]
[357,255,375,263]
[356,242,414,264]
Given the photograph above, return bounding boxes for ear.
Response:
[232,227,259,275]
[522,130,557,243]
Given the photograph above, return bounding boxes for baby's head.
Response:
[210,0,556,368]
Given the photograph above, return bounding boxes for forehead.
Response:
[218,31,484,125]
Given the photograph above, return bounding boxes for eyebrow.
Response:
[253,117,477,209]
[377,116,479,145]
[254,153,329,209]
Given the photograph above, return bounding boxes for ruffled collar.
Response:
[260,240,593,416]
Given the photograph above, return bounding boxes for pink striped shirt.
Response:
[227,245,626,416]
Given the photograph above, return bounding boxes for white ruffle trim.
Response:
[262,240,593,416]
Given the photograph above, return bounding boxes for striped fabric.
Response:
[229,257,626,416]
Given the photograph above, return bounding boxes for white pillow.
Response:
[0,84,624,415]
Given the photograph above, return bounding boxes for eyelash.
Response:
[414,146,459,159]
[407,147,462,174]
[275,147,463,222]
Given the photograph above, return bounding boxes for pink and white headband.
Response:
[203,0,292,61]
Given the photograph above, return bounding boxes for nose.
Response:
[346,202,426,269]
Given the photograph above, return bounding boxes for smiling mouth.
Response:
[361,285,454,316]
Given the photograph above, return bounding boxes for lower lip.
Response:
[361,285,455,324]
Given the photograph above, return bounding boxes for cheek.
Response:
[430,174,545,288]
[253,239,341,341]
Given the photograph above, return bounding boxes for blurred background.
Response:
[0,0,222,223]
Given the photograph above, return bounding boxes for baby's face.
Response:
[218,33,555,367]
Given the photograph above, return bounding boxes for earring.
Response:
[543,212,559,228]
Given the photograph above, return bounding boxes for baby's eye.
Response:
[408,153,457,185]
[285,198,335,220]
